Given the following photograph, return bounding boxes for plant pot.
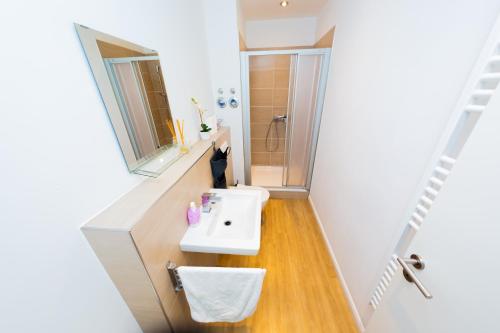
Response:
[200,131,211,140]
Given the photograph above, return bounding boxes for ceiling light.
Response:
[280,1,289,7]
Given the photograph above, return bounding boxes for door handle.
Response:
[396,254,433,299]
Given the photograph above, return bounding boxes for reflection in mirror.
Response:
[102,54,173,159]
[75,24,180,176]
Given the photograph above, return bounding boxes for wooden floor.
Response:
[204,199,358,333]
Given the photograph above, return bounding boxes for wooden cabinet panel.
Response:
[83,129,232,333]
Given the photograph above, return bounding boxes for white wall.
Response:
[245,17,317,48]
[0,1,213,332]
[310,0,500,327]
[203,0,246,184]
[236,0,247,39]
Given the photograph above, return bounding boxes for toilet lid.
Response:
[236,184,270,202]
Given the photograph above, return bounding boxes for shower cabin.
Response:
[103,56,173,160]
[240,49,331,192]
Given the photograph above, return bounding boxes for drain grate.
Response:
[224,220,232,226]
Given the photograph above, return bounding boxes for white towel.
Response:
[176,266,266,323]
[219,141,229,153]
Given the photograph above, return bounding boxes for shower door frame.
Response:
[240,48,331,190]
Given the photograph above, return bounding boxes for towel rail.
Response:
[167,261,183,292]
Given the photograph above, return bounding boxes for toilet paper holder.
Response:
[166,261,183,292]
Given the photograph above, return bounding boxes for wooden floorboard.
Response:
[202,199,358,333]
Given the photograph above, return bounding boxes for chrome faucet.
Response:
[201,193,221,213]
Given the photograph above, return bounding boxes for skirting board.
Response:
[308,195,366,332]
[269,188,309,199]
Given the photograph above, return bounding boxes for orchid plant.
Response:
[191,97,212,133]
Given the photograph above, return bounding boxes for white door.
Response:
[366,78,500,332]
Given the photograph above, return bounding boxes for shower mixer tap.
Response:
[265,114,287,152]
[273,114,287,121]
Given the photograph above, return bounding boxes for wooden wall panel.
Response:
[83,129,233,333]
[83,229,172,333]
[96,40,149,58]
[131,130,232,332]
[239,33,248,51]
[314,27,335,49]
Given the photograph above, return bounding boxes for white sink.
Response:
[180,188,262,255]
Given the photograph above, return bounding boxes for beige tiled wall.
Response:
[139,60,173,147]
[249,55,290,166]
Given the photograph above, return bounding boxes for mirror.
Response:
[75,24,179,176]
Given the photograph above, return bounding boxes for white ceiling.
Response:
[239,0,328,21]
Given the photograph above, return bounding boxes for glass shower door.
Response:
[247,54,293,187]
[242,49,330,190]
[284,54,323,188]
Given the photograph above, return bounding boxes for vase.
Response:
[200,131,211,140]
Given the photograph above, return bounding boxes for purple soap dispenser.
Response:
[187,202,200,227]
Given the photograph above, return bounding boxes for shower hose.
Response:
[265,115,287,152]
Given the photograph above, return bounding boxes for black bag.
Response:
[210,147,230,188]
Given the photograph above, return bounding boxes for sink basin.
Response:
[180,188,261,255]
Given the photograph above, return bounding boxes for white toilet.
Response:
[233,184,270,211]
